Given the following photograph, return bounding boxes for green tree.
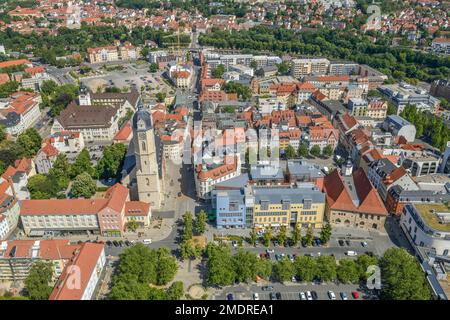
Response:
[291,224,301,247]
[71,172,96,198]
[182,211,193,241]
[149,62,159,73]
[263,227,272,247]
[211,64,225,78]
[250,60,258,70]
[126,220,139,232]
[232,250,259,283]
[167,281,184,300]
[96,143,127,179]
[316,256,337,282]
[322,144,333,158]
[109,276,151,300]
[206,243,236,286]
[255,258,272,280]
[277,61,289,75]
[156,92,166,103]
[320,223,332,245]
[195,210,207,235]
[179,240,202,261]
[25,261,54,300]
[294,256,317,282]
[304,226,314,246]
[155,247,178,285]
[298,143,309,158]
[310,145,321,157]
[0,125,6,143]
[27,174,59,199]
[272,257,295,283]
[49,153,71,189]
[337,259,359,284]
[276,225,287,246]
[355,254,379,281]
[380,248,431,300]
[284,145,296,159]
[70,148,96,178]
[249,228,257,246]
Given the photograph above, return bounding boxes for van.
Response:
[346,250,357,256]
[143,239,152,244]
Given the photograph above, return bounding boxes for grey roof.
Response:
[214,188,245,205]
[369,158,397,176]
[132,104,152,131]
[214,173,250,189]
[287,160,323,179]
[385,115,412,129]
[250,165,284,180]
[253,185,325,204]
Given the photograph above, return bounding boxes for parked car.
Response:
[346,250,358,256]
[112,241,119,247]
[253,293,259,300]
[361,241,368,247]
[311,291,318,300]
[338,239,345,246]
[266,249,274,254]
[231,241,238,247]
[340,292,348,300]
[106,241,112,247]
[299,292,306,300]
[262,286,274,291]
[124,240,131,246]
[306,291,313,300]
[227,293,234,300]
[345,240,351,246]
[275,292,282,300]
[328,291,336,300]
[270,292,276,300]
[291,276,297,282]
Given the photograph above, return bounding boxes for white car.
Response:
[306,291,313,300]
[142,239,152,244]
[291,276,297,282]
[299,292,306,300]
[361,241,368,247]
[328,291,336,300]
[266,249,274,254]
[253,293,259,300]
[346,251,358,256]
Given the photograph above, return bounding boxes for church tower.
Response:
[132,103,162,209]
[78,82,91,106]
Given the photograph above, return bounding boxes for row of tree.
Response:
[249,224,332,248]
[179,211,208,260]
[205,245,431,300]
[109,244,182,300]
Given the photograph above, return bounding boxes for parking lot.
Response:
[216,282,379,301]
[83,62,174,97]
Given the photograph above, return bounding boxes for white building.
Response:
[400,203,450,256]
[0,92,41,135]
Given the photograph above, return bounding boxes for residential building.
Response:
[290,58,330,78]
[87,41,140,63]
[401,153,440,177]
[49,242,106,300]
[20,183,149,237]
[431,37,450,55]
[400,203,450,256]
[0,91,41,135]
[430,79,450,101]
[35,143,59,174]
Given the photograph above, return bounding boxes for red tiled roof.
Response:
[0,59,31,69]
[125,201,150,217]
[323,169,387,216]
[49,243,105,300]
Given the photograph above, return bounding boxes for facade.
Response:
[401,153,440,177]
[431,37,450,55]
[290,58,330,78]
[20,183,147,237]
[214,189,246,229]
[87,41,140,63]
[400,204,450,256]
[35,143,59,174]
[0,180,20,240]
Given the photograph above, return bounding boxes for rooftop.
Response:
[414,204,450,232]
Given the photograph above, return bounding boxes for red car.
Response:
[352,291,360,299]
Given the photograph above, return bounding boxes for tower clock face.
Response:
[139,132,146,140]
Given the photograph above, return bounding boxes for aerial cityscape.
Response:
[0,0,449,304]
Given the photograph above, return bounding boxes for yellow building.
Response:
[251,185,326,229]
